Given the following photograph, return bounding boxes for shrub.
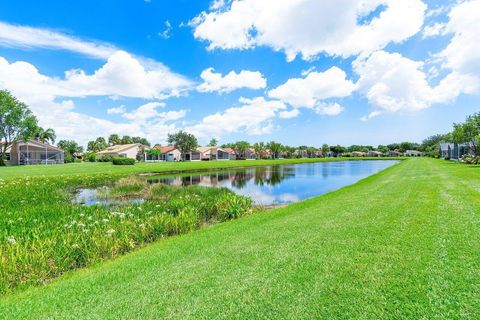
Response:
[84,152,97,162]
[98,155,114,162]
[112,157,135,165]
[64,152,75,163]
[461,154,480,164]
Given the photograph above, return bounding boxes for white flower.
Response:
[7,236,16,245]
[102,218,109,223]
[106,229,115,236]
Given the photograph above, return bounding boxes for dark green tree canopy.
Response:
[167,131,198,160]
[0,90,39,165]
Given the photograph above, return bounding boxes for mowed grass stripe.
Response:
[1,158,479,319]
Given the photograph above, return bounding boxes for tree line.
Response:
[2,90,478,164]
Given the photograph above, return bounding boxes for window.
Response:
[5,153,10,161]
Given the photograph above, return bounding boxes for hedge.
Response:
[112,157,136,165]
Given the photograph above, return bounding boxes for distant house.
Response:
[294,149,308,158]
[351,151,367,157]
[388,150,403,157]
[367,150,383,157]
[405,150,422,157]
[245,148,257,160]
[221,147,237,160]
[146,145,181,162]
[97,143,143,160]
[3,140,64,165]
[439,142,471,160]
[181,147,235,161]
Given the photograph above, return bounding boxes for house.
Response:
[405,150,422,157]
[146,145,181,162]
[97,143,143,160]
[388,150,403,157]
[222,148,237,160]
[439,142,471,160]
[294,149,308,158]
[3,140,64,165]
[367,150,383,157]
[352,151,367,157]
[194,147,236,161]
[234,148,257,160]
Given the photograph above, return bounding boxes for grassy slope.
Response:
[0,157,397,180]
[2,158,479,319]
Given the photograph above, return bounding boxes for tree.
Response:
[132,136,150,146]
[330,145,346,157]
[167,131,198,161]
[234,141,250,158]
[452,112,480,155]
[108,134,121,146]
[121,135,133,144]
[0,90,39,165]
[87,137,108,152]
[58,140,83,163]
[267,141,283,159]
[252,142,266,159]
[34,127,56,144]
[208,138,218,147]
[321,144,330,157]
[306,147,317,158]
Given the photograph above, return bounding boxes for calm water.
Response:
[146,160,399,206]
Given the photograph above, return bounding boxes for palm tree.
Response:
[35,127,56,144]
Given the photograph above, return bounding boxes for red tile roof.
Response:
[154,145,178,153]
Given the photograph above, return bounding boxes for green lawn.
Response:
[1,158,479,319]
[0,157,397,180]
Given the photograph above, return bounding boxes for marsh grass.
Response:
[0,174,253,295]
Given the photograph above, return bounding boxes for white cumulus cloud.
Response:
[191,0,426,61]
[197,67,266,93]
[188,97,286,138]
[268,67,355,113]
[353,50,479,114]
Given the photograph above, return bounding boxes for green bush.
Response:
[112,157,136,165]
[84,152,96,162]
[98,155,114,162]
[461,154,480,164]
[64,152,75,163]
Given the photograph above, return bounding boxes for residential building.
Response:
[405,150,422,157]
[97,143,143,160]
[146,146,181,162]
[3,140,64,165]
[367,150,383,157]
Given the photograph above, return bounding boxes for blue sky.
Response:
[0,0,478,147]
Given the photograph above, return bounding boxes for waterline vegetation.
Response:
[0,175,252,295]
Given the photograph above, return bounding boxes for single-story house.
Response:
[222,148,237,160]
[146,145,181,162]
[367,150,383,157]
[294,149,308,158]
[388,150,403,157]
[234,148,257,160]
[97,143,143,160]
[352,151,367,157]
[405,150,422,157]
[439,142,471,160]
[3,140,64,165]
[194,147,236,161]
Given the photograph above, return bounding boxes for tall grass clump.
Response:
[0,175,253,295]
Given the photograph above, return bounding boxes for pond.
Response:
[144,160,399,206]
[72,160,398,207]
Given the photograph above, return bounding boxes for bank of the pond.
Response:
[2,158,479,319]
[0,157,402,180]
[0,176,253,295]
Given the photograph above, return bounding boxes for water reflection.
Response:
[146,160,399,206]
